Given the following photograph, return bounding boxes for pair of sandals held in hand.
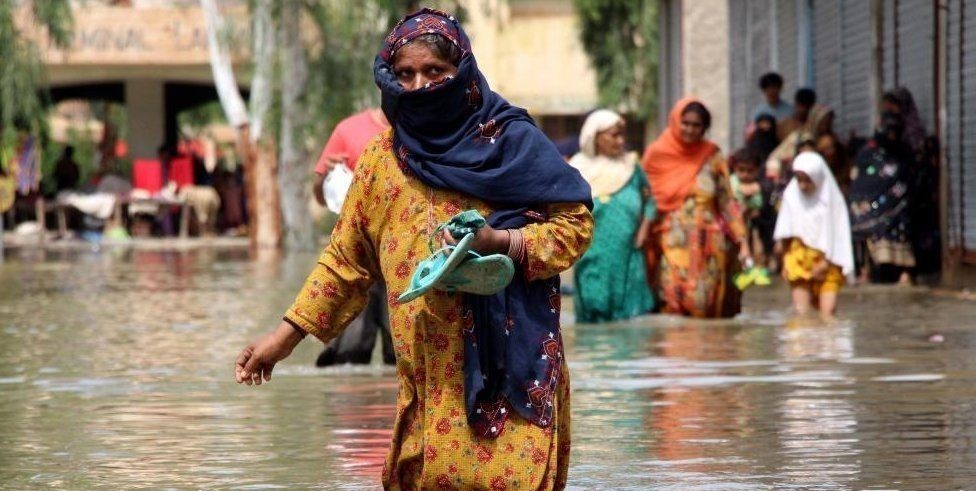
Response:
[398,210,515,304]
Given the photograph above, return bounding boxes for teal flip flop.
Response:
[397,232,475,304]
[397,209,515,302]
[439,250,515,295]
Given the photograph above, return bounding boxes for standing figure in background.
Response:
[570,109,656,323]
[811,108,850,195]
[750,72,794,125]
[311,107,394,367]
[311,108,390,205]
[776,88,817,141]
[53,146,80,194]
[766,103,834,187]
[849,110,915,285]
[883,88,941,282]
[746,113,780,175]
[642,98,750,319]
[774,152,854,318]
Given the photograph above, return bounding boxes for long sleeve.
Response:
[713,157,747,245]
[520,202,593,281]
[284,154,382,343]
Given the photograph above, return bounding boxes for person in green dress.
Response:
[569,109,656,322]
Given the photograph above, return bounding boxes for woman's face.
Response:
[393,42,458,91]
[679,111,706,144]
[595,121,626,158]
[795,171,816,195]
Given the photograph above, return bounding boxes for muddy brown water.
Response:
[1,249,974,490]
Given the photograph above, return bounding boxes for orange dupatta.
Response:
[641,97,719,213]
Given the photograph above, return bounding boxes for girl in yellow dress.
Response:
[233,9,593,490]
[774,152,854,317]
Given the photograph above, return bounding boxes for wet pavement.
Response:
[1,249,974,490]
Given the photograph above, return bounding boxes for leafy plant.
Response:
[573,0,658,122]
[0,0,72,160]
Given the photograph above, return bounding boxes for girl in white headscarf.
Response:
[774,151,854,317]
[569,109,657,322]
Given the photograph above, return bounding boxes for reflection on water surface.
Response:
[1,249,974,490]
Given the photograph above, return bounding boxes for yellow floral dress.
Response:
[284,130,593,491]
[783,238,845,295]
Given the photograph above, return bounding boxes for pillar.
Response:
[125,79,166,159]
[680,0,731,152]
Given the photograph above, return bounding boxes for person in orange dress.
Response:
[233,9,593,490]
[642,98,750,318]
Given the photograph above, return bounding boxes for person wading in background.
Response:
[311,107,395,367]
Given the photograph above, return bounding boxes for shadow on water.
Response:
[1,251,974,490]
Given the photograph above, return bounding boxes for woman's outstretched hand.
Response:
[235,321,306,386]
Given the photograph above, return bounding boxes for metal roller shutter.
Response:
[729,0,780,145]
[728,0,750,144]
[747,0,774,81]
[963,1,976,254]
[882,0,936,130]
[882,0,898,86]
[940,0,975,257]
[658,0,683,130]
[946,0,964,251]
[897,1,936,131]
[838,0,873,139]
[777,0,800,93]
[813,0,842,110]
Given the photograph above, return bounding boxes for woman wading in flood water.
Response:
[234,9,593,490]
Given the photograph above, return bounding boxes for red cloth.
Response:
[313,109,389,174]
[132,159,163,193]
[168,156,195,188]
[641,97,719,213]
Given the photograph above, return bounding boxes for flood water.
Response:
[1,248,975,490]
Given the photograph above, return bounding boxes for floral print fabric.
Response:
[284,131,592,490]
[645,154,746,318]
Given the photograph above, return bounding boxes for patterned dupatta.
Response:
[374,9,592,437]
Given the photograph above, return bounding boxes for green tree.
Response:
[302,0,460,149]
[206,0,459,251]
[0,0,72,155]
[573,0,658,132]
[286,0,460,249]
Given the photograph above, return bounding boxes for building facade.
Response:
[660,0,976,264]
[27,0,598,160]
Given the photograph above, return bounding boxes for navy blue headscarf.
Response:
[375,9,592,438]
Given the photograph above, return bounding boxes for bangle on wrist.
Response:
[506,229,526,265]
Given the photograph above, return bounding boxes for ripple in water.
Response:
[0,250,973,489]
